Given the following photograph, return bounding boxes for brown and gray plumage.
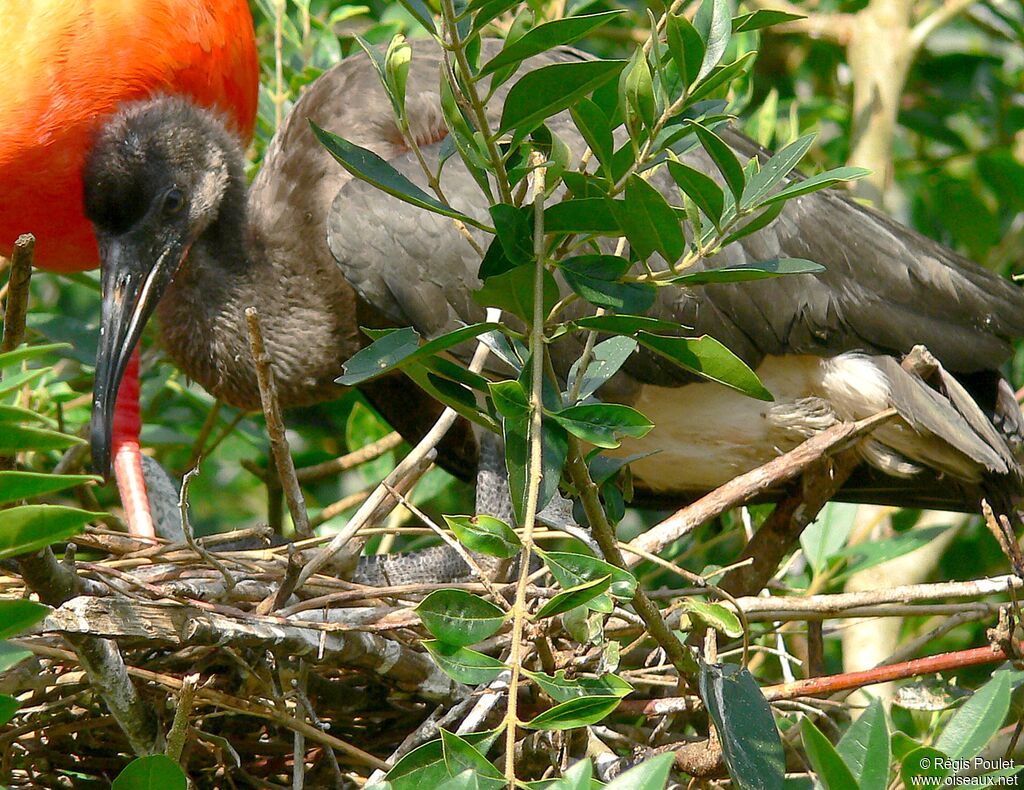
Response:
[84,41,1024,514]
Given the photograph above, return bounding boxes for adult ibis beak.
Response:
[91,230,191,477]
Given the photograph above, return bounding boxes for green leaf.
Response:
[394,0,436,34]
[499,60,627,136]
[445,514,521,559]
[440,730,505,789]
[568,315,683,336]
[833,525,948,580]
[338,327,421,386]
[545,198,621,234]
[935,669,1014,760]
[732,9,805,32]
[0,642,32,672]
[665,13,704,88]
[0,424,84,453]
[837,697,890,790]
[740,133,815,210]
[312,124,483,227]
[537,550,637,602]
[571,99,614,170]
[416,590,507,647]
[0,599,50,640]
[535,575,612,619]
[612,176,685,264]
[566,336,637,402]
[0,405,54,425]
[548,403,653,449]
[424,641,507,685]
[381,739,452,788]
[693,0,731,81]
[112,755,187,790]
[623,49,657,131]
[635,332,772,400]
[0,343,69,371]
[524,694,622,730]
[468,0,520,32]
[0,694,19,727]
[800,717,858,790]
[0,505,99,559]
[702,663,785,790]
[664,258,824,285]
[756,167,871,207]
[603,753,674,790]
[679,599,742,638]
[667,160,724,228]
[690,122,745,201]
[0,472,100,507]
[558,255,655,313]
[719,201,785,247]
[524,669,633,703]
[480,12,625,76]
[385,35,412,117]
[688,53,756,106]
[899,747,951,788]
[488,203,533,269]
[0,368,48,399]
[474,265,558,324]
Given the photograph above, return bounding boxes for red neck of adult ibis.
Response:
[85,97,361,477]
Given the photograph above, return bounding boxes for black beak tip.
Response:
[89,415,113,481]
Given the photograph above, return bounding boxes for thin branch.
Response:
[909,0,977,50]
[1,234,34,353]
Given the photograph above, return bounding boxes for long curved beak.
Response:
[91,232,190,477]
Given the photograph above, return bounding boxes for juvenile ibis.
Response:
[84,42,1024,519]
[0,0,258,538]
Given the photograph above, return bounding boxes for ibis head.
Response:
[84,98,245,477]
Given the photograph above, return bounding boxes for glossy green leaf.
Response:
[0,505,99,559]
[558,255,655,313]
[636,332,771,400]
[740,133,815,210]
[571,99,614,169]
[0,599,50,640]
[394,0,436,34]
[665,13,704,88]
[440,730,505,789]
[112,755,187,790]
[0,471,100,507]
[524,694,622,730]
[693,0,730,81]
[603,753,674,790]
[474,265,559,324]
[524,669,633,703]
[800,717,858,790]
[623,49,656,130]
[548,403,653,449]
[664,258,824,285]
[756,167,871,207]
[416,590,507,647]
[935,669,1014,760]
[0,405,52,425]
[719,201,785,247]
[566,336,637,402]
[0,694,19,727]
[614,175,685,264]
[338,327,420,385]
[900,747,951,789]
[688,53,756,106]
[545,198,621,234]
[732,9,805,32]
[667,160,724,227]
[535,575,612,619]
[488,203,533,269]
[568,314,684,336]
[837,697,890,790]
[445,514,521,559]
[312,124,482,227]
[424,641,507,685]
[0,424,84,453]
[679,599,742,638]
[537,550,637,602]
[0,343,69,371]
[0,642,32,672]
[690,122,744,200]
[499,60,627,136]
[702,663,785,790]
[481,12,624,76]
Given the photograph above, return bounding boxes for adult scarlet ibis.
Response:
[0,0,258,538]
[83,42,1024,519]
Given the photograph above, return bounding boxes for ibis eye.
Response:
[163,188,185,216]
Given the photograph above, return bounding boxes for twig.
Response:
[244,307,313,540]
[1,234,33,353]
[179,466,236,593]
[908,0,977,50]
[295,432,403,483]
[165,673,198,762]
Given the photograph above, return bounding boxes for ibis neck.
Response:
[155,170,364,412]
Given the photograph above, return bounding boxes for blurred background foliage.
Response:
[5,0,1023,738]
